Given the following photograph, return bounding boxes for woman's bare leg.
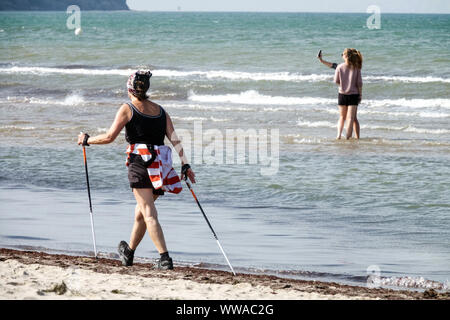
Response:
[129,194,159,251]
[346,106,358,139]
[132,189,167,253]
[337,105,348,139]
[353,116,360,139]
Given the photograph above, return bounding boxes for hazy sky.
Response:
[126,0,450,13]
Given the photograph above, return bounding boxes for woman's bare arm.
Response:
[318,51,337,70]
[165,111,196,183]
[319,57,336,69]
[78,103,131,145]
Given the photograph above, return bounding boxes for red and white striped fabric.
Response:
[126,144,182,194]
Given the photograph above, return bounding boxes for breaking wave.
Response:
[1,66,448,83]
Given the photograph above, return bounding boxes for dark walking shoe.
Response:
[153,257,173,270]
[118,241,134,266]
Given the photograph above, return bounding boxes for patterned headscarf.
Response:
[127,70,152,95]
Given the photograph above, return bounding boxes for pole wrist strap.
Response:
[83,133,90,146]
[181,164,191,176]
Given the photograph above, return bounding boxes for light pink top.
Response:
[334,63,363,95]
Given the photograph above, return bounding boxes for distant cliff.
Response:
[0,0,129,11]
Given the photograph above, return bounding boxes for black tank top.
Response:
[125,102,167,145]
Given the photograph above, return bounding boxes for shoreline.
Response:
[1,248,448,300]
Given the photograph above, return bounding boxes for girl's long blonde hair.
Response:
[344,48,363,69]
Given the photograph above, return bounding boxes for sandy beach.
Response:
[1,248,448,300]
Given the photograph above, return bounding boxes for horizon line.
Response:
[129,9,450,14]
[0,9,450,15]
[1,9,448,14]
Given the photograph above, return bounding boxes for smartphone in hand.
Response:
[317,50,322,59]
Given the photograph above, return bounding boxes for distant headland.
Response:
[0,0,129,11]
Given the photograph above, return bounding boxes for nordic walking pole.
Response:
[182,166,236,276]
[81,133,98,259]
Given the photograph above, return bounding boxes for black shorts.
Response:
[127,153,164,195]
[338,93,360,106]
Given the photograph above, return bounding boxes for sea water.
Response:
[0,11,449,291]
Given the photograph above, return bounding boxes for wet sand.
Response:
[0,248,448,300]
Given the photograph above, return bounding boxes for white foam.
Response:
[164,102,251,112]
[157,69,331,82]
[366,75,450,84]
[293,138,323,144]
[359,110,450,119]
[360,124,407,131]
[2,66,447,84]
[171,116,208,121]
[403,126,450,134]
[189,91,450,111]
[0,125,36,131]
[172,115,229,122]
[297,119,450,135]
[365,98,450,110]
[297,120,336,128]
[6,94,86,106]
[262,107,294,112]
[362,124,450,134]
[376,276,449,290]
[189,90,334,106]
[210,116,229,122]
[62,94,85,106]
[0,66,132,76]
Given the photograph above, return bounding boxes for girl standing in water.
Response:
[334,48,363,140]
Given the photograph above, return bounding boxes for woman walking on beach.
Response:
[77,70,195,270]
[333,48,363,140]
